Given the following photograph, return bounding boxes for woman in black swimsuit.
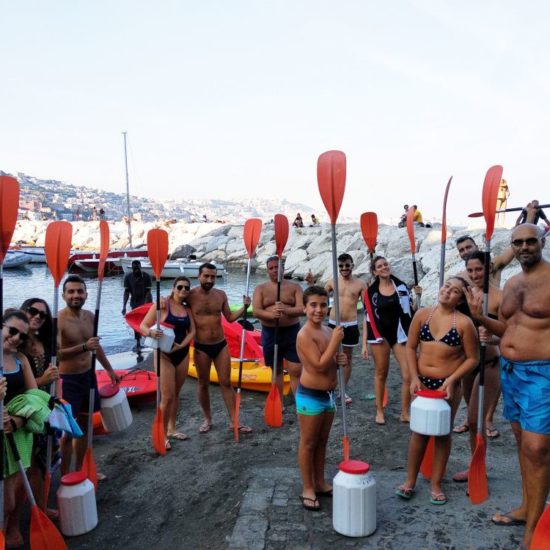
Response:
[362,256,421,425]
[396,277,478,505]
[140,277,195,450]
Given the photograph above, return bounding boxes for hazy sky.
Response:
[1,1,548,224]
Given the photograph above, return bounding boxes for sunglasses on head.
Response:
[4,325,29,342]
[339,263,352,269]
[511,237,539,247]
[27,306,47,320]
[176,284,190,291]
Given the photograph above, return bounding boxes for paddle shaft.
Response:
[271,259,283,384]
[236,259,252,390]
[0,266,5,526]
[6,433,38,507]
[411,252,421,307]
[156,278,161,407]
[329,225,348,439]
[87,282,102,448]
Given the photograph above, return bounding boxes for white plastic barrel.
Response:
[144,322,175,353]
[99,383,133,432]
[333,460,376,537]
[57,471,98,536]
[410,389,451,436]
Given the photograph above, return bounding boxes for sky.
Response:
[1,1,549,225]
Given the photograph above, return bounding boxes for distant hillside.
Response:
[1,169,319,223]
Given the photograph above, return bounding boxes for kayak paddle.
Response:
[81,220,110,488]
[405,207,421,307]
[439,177,452,289]
[6,433,67,550]
[44,220,73,508]
[235,218,262,441]
[264,214,288,428]
[468,202,550,218]
[317,149,350,461]
[468,164,502,505]
[147,228,169,455]
[532,503,550,549]
[0,175,20,547]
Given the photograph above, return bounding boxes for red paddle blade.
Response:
[97,220,110,281]
[243,219,262,258]
[343,435,350,462]
[30,504,67,550]
[45,221,73,287]
[0,175,20,262]
[360,212,378,253]
[406,208,416,253]
[317,150,346,224]
[532,505,550,550]
[482,165,503,241]
[82,448,98,490]
[152,408,166,455]
[274,214,289,257]
[382,386,388,408]
[441,176,452,244]
[147,229,169,280]
[468,434,488,504]
[264,386,283,427]
[234,392,241,442]
[420,436,434,479]
[0,531,5,549]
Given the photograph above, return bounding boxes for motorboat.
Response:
[68,249,146,275]
[4,251,32,269]
[118,256,226,279]
[9,246,46,263]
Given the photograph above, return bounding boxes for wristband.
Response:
[82,343,88,352]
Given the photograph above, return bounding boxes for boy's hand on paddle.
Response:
[42,364,59,384]
[336,352,347,367]
[331,325,344,344]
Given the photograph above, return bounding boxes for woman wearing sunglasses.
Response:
[140,277,195,449]
[2,310,38,548]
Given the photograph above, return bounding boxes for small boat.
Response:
[4,251,32,269]
[119,257,226,279]
[9,246,46,263]
[68,249,146,275]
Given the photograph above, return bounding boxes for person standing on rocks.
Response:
[323,253,366,405]
[187,263,252,434]
[122,260,153,354]
[469,224,550,549]
[253,256,304,397]
[58,275,119,475]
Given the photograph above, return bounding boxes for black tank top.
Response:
[5,356,26,405]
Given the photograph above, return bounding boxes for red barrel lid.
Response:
[160,322,174,329]
[99,383,119,398]
[416,389,447,399]
[338,459,370,474]
[61,471,87,486]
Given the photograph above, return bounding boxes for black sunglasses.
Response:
[176,284,190,291]
[27,306,48,320]
[511,237,539,247]
[4,325,29,342]
[339,263,352,269]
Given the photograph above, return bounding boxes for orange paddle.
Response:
[43,221,73,508]
[406,207,421,307]
[264,214,289,428]
[235,218,262,441]
[147,229,169,455]
[439,177,453,288]
[317,150,350,460]
[0,175,20,548]
[81,221,110,488]
[419,436,435,479]
[468,164,503,505]
[7,433,67,550]
[532,503,550,549]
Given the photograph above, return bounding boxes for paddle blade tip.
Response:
[317,150,346,224]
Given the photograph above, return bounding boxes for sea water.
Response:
[1,265,270,354]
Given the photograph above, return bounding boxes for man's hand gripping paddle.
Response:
[0,176,20,548]
[264,214,288,428]
[147,229,169,455]
[235,219,262,441]
[468,165,502,505]
[318,150,350,461]
[81,221,110,489]
[44,221,73,508]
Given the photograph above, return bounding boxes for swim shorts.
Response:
[328,320,360,347]
[500,357,550,435]
[61,368,100,418]
[261,323,300,366]
[296,384,336,416]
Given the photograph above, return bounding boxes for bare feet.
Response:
[375,412,386,425]
[199,420,213,434]
[399,414,410,423]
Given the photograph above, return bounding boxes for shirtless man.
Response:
[187,263,251,434]
[253,256,304,396]
[324,253,367,404]
[470,224,550,549]
[58,275,118,474]
[455,235,514,287]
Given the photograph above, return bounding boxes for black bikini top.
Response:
[419,308,462,347]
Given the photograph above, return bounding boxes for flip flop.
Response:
[395,485,415,500]
[167,432,189,441]
[491,512,526,526]
[230,425,252,434]
[199,421,213,434]
[430,491,447,505]
[299,496,321,511]
[486,427,500,439]
[316,489,333,497]
[452,469,469,483]
[453,424,469,434]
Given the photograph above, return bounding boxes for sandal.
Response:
[199,421,213,434]
[167,431,189,441]
[430,491,447,505]
[486,427,500,439]
[453,424,469,434]
[395,484,415,500]
[452,469,469,483]
[299,496,321,511]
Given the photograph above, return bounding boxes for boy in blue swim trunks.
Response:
[296,286,346,511]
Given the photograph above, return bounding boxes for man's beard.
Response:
[201,282,214,291]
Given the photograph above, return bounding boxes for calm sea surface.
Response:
[2,265,272,354]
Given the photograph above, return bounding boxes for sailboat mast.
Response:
[122,131,133,248]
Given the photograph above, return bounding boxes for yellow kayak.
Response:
[187,348,291,395]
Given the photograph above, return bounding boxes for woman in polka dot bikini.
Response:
[396,277,479,506]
